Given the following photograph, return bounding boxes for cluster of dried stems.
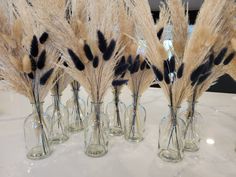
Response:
[119,2,154,97]
[26,0,127,103]
[0,0,235,108]
[127,0,235,108]
[0,0,59,103]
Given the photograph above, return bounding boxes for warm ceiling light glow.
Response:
[206,138,215,145]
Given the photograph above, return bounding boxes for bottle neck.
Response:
[51,94,62,111]
[186,101,198,118]
[91,102,104,114]
[31,102,44,123]
[168,105,181,125]
[132,94,141,106]
[113,86,121,103]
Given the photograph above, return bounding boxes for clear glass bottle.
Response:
[158,106,186,163]
[67,82,86,133]
[124,95,146,142]
[84,102,109,157]
[24,102,53,160]
[106,87,126,136]
[45,94,69,145]
[184,101,203,152]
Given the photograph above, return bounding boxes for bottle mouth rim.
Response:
[187,101,198,104]
[30,101,45,105]
[168,105,181,109]
[90,101,103,105]
[131,94,142,98]
[51,94,63,97]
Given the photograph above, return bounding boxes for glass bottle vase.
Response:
[124,95,146,142]
[183,101,203,152]
[158,106,186,162]
[84,102,109,157]
[24,102,53,160]
[106,86,126,136]
[67,82,86,133]
[45,94,69,145]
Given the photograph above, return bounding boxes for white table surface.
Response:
[0,87,236,177]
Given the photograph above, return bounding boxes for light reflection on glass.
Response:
[206,138,215,145]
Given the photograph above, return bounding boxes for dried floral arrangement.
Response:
[128,0,235,110]
[0,4,59,108]
[28,0,127,104]
[125,0,235,160]
[0,1,61,158]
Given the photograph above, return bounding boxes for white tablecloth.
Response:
[0,87,236,177]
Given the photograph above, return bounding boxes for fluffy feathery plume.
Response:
[167,0,188,60]
[155,2,170,41]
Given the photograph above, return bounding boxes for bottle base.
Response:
[109,127,124,136]
[158,149,183,163]
[125,136,144,143]
[184,142,200,152]
[49,134,69,145]
[85,144,108,158]
[26,146,52,160]
[68,125,84,133]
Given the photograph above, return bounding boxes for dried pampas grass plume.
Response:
[167,0,188,60]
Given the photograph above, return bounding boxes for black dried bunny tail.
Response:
[68,49,85,71]
[152,65,163,81]
[112,80,128,87]
[103,39,116,61]
[97,30,107,53]
[214,47,228,65]
[84,44,94,61]
[39,32,49,44]
[37,50,46,70]
[30,35,39,57]
[40,68,54,85]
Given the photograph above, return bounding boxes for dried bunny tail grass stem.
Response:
[167,0,188,60]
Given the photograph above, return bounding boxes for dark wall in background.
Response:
[151,11,236,94]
